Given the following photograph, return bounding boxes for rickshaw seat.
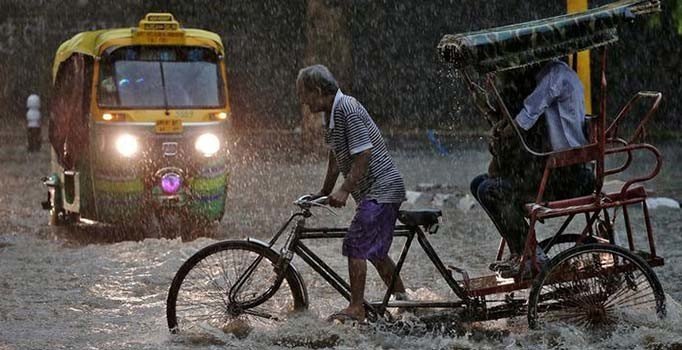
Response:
[545,143,600,169]
[526,184,647,219]
[398,209,442,227]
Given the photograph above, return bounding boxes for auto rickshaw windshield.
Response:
[98,46,225,109]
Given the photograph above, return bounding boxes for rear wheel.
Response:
[528,244,665,329]
[166,240,307,338]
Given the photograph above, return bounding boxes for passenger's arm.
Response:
[515,72,559,130]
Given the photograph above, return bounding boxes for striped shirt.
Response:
[325,90,406,204]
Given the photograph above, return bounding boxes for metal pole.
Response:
[567,0,593,115]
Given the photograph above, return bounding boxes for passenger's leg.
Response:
[470,174,490,202]
[575,165,596,196]
[477,177,528,255]
[547,164,596,200]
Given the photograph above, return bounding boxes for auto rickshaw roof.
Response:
[52,14,224,80]
[438,0,660,73]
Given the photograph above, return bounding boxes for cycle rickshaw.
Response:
[166,0,666,335]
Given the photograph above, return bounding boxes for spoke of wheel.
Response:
[576,254,619,307]
[217,251,234,292]
[230,249,243,291]
[540,255,610,325]
[240,258,268,299]
[196,259,228,297]
[177,306,222,317]
[604,291,656,310]
[545,277,595,311]
[172,244,298,334]
[178,283,228,300]
[542,286,587,309]
[603,282,648,307]
[242,307,279,321]
[543,293,584,309]
[183,311,226,323]
[230,250,264,302]
[536,247,664,329]
[177,299,226,311]
[543,309,591,324]
[228,255,263,302]
[187,263,230,310]
[539,296,593,323]
[603,277,651,307]
[583,277,608,308]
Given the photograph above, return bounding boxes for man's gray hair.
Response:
[297,64,339,96]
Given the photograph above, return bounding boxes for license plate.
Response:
[155,119,183,133]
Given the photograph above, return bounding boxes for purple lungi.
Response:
[343,199,401,262]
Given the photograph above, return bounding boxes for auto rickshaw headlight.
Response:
[115,134,139,157]
[211,111,230,121]
[195,133,220,157]
[102,112,127,121]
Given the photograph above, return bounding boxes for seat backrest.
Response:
[532,51,610,204]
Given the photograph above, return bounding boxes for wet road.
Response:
[1,123,681,349]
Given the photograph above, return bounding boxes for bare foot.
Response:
[327,306,365,323]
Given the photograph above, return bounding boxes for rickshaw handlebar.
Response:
[294,195,331,210]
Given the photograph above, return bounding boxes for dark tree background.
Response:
[0,0,679,132]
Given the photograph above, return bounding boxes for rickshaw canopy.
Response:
[52,13,225,81]
[438,0,660,73]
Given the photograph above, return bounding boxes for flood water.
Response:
[1,122,681,349]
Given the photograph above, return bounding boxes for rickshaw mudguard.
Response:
[438,0,661,73]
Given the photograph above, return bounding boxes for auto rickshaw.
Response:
[42,13,232,238]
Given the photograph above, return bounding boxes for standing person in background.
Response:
[26,94,42,152]
[296,64,408,322]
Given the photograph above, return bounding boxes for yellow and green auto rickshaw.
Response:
[43,13,232,237]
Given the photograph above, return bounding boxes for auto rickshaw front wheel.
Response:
[49,208,80,226]
[155,212,217,241]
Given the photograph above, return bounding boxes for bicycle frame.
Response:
[237,207,474,321]
[297,225,472,319]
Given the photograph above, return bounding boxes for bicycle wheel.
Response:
[528,244,665,329]
[539,233,599,256]
[167,240,308,336]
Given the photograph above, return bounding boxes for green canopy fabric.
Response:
[438,0,660,73]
